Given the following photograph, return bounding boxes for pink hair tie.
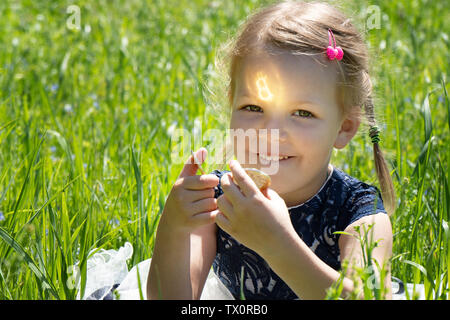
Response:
[326,29,344,61]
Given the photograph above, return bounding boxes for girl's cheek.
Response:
[300,122,330,140]
[290,125,316,143]
[231,115,261,130]
[290,125,331,156]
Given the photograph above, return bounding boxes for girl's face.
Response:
[229,51,360,207]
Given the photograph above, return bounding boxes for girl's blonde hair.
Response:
[211,0,395,215]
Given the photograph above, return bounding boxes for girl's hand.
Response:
[215,160,297,257]
[160,148,220,234]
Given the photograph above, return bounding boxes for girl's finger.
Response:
[191,197,218,214]
[189,188,216,202]
[264,187,282,201]
[220,173,244,205]
[178,147,207,178]
[183,174,220,190]
[228,160,259,198]
[217,194,233,218]
[190,209,218,227]
[214,209,232,233]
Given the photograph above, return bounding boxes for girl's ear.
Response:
[334,106,361,149]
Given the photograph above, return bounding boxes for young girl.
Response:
[147,0,395,300]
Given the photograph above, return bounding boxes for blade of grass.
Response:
[442,78,449,131]
[130,146,146,265]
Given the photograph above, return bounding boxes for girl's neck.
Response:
[283,164,333,208]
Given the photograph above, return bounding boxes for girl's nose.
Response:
[262,117,289,142]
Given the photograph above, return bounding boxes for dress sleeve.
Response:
[341,183,387,229]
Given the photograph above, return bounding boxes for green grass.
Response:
[0,0,448,299]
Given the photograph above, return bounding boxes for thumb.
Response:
[178,147,207,178]
[262,187,282,202]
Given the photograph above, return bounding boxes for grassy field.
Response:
[0,0,448,299]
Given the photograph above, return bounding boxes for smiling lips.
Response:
[256,153,294,162]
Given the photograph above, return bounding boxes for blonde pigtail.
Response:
[364,96,396,216]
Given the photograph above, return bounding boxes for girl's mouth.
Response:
[256,153,295,162]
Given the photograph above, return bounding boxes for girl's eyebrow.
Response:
[237,93,322,108]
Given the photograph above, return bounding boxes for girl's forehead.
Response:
[233,52,339,105]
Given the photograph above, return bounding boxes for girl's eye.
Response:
[241,105,263,113]
[293,110,313,118]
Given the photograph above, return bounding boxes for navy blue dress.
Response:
[211,166,387,299]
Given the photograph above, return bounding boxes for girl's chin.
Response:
[267,171,297,190]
